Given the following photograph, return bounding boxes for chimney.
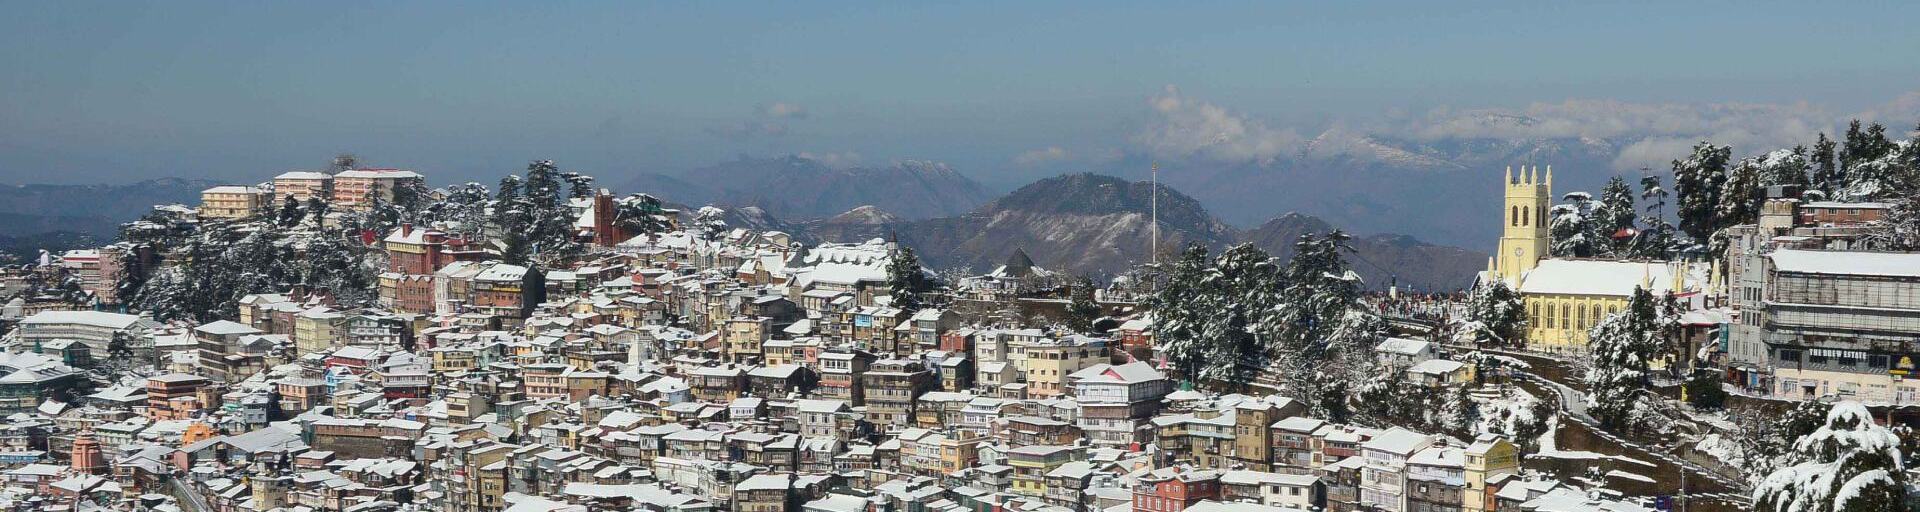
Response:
[401,223,412,237]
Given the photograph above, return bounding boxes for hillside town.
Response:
[0,130,1916,512]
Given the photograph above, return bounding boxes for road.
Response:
[170,476,211,512]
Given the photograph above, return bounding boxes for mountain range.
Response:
[795,173,1487,291]
[625,156,993,221]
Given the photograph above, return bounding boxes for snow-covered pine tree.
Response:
[1718,156,1764,228]
[614,193,673,239]
[278,194,304,227]
[1466,280,1525,346]
[1760,147,1812,189]
[1263,232,1377,421]
[1838,139,1918,201]
[694,206,729,242]
[1673,141,1732,242]
[1148,245,1212,385]
[886,245,930,313]
[1204,243,1283,387]
[1064,275,1101,333]
[1840,121,1896,174]
[1582,287,1665,429]
[1754,401,1909,512]
[1549,192,1607,258]
[1867,189,1920,251]
[1810,132,1842,196]
[1637,175,1677,259]
[562,172,595,199]
[1596,177,1638,253]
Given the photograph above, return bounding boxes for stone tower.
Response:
[70,430,106,475]
[1491,165,1551,285]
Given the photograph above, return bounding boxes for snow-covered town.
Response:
[1,126,1918,512]
[7,5,1920,512]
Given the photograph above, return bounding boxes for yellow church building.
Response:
[1486,165,1704,355]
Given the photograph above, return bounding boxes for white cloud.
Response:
[1855,92,1920,136]
[797,150,862,168]
[1131,85,1306,166]
[1388,98,1837,170]
[1013,146,1071,167]
[757,102,809,120]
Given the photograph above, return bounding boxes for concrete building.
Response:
[16,311,156,355]
[200,185,271,219]
[1756,250,1920,403]
[272,171,334,202]
[331,168,424,211]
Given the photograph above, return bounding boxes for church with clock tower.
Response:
[1490,165,1551,285]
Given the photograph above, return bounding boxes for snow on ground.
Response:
[1535,414,1658,468]
[1488,354,1533,369]
[1693,433,1745,470]
[1607,469,1657,484]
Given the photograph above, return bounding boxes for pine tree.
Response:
[1841,120,1896,173]
[1754,402,1909,512]
[1717,156,1764,229]
[1673,141,1732,243]
[278,194,304,227]
[1064,275,1102,333]
[1549,192,1607,258]
[1637,175,1676,259]
[615,193,673,239]
[1760,147,1812,189]
[1465,281,1525,346]
[694,206,729,242]
[1868,189,1920,251]
[1583,287,1667,429]
[1148,245,1212,385]
[563,172,596,199]
[304,197,329,226]
[1684,365,1727,410]
[1263,232,1377,421]
[1596,177,1638,253]
[1205,243,1284,387]
[886,246,930,312]
[1810,133,1841,195]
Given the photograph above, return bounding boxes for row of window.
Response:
[1529,301,1620,332]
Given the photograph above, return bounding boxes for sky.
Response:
[2,1,1919,187]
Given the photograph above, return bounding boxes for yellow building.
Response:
[1463,435,1518,512]
[1518,259,1693,355]
[293,308,344,357]
[200,185,270,219]
[1488,166,1551,285]
[1482,165,1702,355]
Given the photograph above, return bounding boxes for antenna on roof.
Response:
[1150,163,1159,265]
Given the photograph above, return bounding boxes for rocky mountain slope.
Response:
[624,155,992,221]
[804,173,1487,290]
[1239,213,1486,292]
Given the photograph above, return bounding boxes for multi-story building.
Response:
[1023,335,1107,398]
[861,358,933,428]
[1462,435,1518,512]
[1068,362,1170,447]
[1358,427,1434,512]
[271,171,333,202]
[200,185,271,219]
[17,311,156,356]
[1756,250,1920,403]
[146,373,209,420]
[1133,466,1220,512]
[1007,444,1082,497]
[331,168,424,211]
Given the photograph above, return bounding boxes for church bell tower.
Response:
[1492,165,1551,285]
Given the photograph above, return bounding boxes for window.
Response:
[1809,352,1828,365]
[1778,349,1801,363]
[1871,355,1890,369]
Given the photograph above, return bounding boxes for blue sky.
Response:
[3,1,1918,186]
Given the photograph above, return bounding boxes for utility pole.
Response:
[1150,162,1159,265]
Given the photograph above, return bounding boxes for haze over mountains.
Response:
[0,156,1497,289]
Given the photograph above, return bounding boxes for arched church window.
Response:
[1511,206,1519,227]
[1539,206,1547,227]
[1521,206,1529,227]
